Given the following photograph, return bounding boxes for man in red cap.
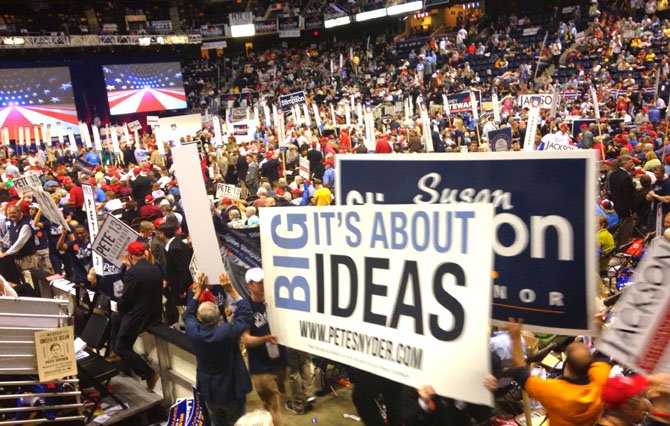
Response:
[140,194,161,218]
[580,123,594,149]
[116,241,163,390]
[596,375,656,425]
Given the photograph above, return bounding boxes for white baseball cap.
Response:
[245,268,264,284]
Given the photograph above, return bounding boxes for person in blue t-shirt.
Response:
[29,204,54,273]
[241,268,288,425]
[57,225,92,285]
[84,148,100,166]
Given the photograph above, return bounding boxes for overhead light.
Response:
[387,1,423,15]
[356,8,387,21]
[156,36,164,44]
[231,23,256,38]
[138,36,151,46]
[324,16,351,28]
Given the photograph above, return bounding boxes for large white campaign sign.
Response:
[173,143,226,284]
[598,237,670,374]
[260,204,495,405]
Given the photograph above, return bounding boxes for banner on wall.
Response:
[260,204,495,405]
[336,152,598,335]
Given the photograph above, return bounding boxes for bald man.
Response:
[508,319,611,426]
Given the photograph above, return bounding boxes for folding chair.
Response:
[77,311,127,418]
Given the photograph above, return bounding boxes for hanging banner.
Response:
[82,185,104,275]
[598,237,670,374]
[314,103,323,130]
[24,126,31,146]
[278,15,300,30]
[304,14,324,29]
[1,127,8,146]
[336,152,598,335]
[488,127,513,152]
[67,129,77,154]
[80,123,92,149]
[550,86,560,119]
[279,91,307,112]
[260,204,495,406]
[55,122,64,146]
[255,19,278,33]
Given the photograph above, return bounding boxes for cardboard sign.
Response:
[518,94,555,110]
[127,120,141,132]
[173,143,226,285]
[82,185,104,275]
[260,204,495,405]
[488,128,513,152]
[147,116,159,127]
[598,237,670,374]
[445,91,481,114]
[544,139,578,151]
[189,254,200,283]
[34,326,77,382]
[91,214,140,268]
[279,91,307,112]
[13,174,41,196]
[299,157,310,179]
[216,183,242,200]
[32,188,69,231]
[336,152,597,334]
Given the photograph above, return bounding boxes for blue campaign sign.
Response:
[336,152,597,334]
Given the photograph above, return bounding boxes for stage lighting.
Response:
[324,16,351,28]
[231,24,256,38]
[387,1,423,15]
[356,8,387,22]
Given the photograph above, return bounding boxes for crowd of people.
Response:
[4,0,670,425]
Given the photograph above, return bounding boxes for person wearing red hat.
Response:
[322,159,336,190]
[64,177,85,224]
[116,241,162,390]
[595,374,670,425]
[140,194,161,218]
[130,165,152,206]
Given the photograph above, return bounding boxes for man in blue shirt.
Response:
[84,148,100,166]
[322,160,336,190]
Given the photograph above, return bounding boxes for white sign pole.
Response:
[524,105,541,151]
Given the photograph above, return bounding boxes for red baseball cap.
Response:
[126,241,146,256]
[145,194,154,202]
[602,375,648,408]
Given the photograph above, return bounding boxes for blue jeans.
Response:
[205,398,246,426]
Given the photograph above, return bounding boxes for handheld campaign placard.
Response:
[337,152,597,335]
[91,214,140,268]
[261,204,495,406]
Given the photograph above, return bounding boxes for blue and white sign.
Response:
[278,91,307,111]
[261,204,495,405]
[336,152,597,335]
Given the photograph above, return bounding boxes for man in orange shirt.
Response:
[509,319,611,426]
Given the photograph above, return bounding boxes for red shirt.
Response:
[139,204,161,218]
[69,185,84,208]
[375,140,393,153]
